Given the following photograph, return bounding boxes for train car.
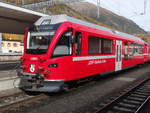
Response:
[18,14,150,92]
[143,42,150,62]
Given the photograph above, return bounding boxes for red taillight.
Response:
[43,70,50,77]
[39,67,45,72]
[36,67,45,73]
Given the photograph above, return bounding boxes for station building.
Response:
[0,33,24,54]
[1,40,23,53]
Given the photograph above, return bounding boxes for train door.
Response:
[115,40,122,71]
[74,32,82,55]
[72,31,85,79]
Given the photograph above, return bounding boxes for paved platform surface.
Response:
[0,69,19,91]
[0,88,21,98]
[0,70,17,79]
[0,61,19,64]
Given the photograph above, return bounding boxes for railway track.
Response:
[0,92,31,107]
[95,77,150,113]
[0,92,48,113]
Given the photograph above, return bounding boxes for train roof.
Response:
[35,14,144,43]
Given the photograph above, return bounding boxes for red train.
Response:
[18,14,150,92]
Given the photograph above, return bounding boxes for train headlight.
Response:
[48,63,58,68]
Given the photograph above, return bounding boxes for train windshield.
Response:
[26,32,54,54]
[26,24,60,54]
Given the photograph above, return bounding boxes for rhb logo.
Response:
[30,64,35,72]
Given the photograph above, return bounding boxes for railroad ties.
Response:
[95,78,150,113]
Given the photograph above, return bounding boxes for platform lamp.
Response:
[21,0,25,5]
[0,33,2,53]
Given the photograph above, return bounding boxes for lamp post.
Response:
[0,33,2,53]
[97,0,100,18]
[22,0,25,5]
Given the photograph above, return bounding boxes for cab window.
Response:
[52,30,72,58]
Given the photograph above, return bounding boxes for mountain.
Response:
[2,0,147,35]
[67,2,146,34]
[47,4,113,29]
[147,31,150,35]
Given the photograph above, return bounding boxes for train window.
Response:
[101,39,112,54]
[134,44,138,54]
[138,45,142,54]
[26,32,54,54]
[88,36,101,54]
[129,43,134,59]
[124,42,128,60]
[88,36,112,54]
[75,32,82,55]
[52,30,72,58]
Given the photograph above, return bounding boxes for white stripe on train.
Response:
[73,55,115,61]
[73,54,146,61]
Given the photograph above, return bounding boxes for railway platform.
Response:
[0,69,20,92]
[0,60,20,91]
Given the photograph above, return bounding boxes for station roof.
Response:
[0,2,48,34]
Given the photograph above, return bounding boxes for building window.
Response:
[13,43,17,47]
[88,36,112,54]
[20,43,24,46]
[2,42,4,47]
[7,43,11,47]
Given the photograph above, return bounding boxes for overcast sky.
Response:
[86,0,150,31]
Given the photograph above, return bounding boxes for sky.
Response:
[86,0,150,31]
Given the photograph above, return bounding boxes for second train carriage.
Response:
[18,14,150,92]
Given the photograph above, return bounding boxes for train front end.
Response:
[18,15,71,92]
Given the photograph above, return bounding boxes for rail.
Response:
[94,77,150,113]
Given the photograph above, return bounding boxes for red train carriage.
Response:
[18,14,150,92]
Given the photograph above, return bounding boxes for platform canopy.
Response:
[0,2,48,34]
